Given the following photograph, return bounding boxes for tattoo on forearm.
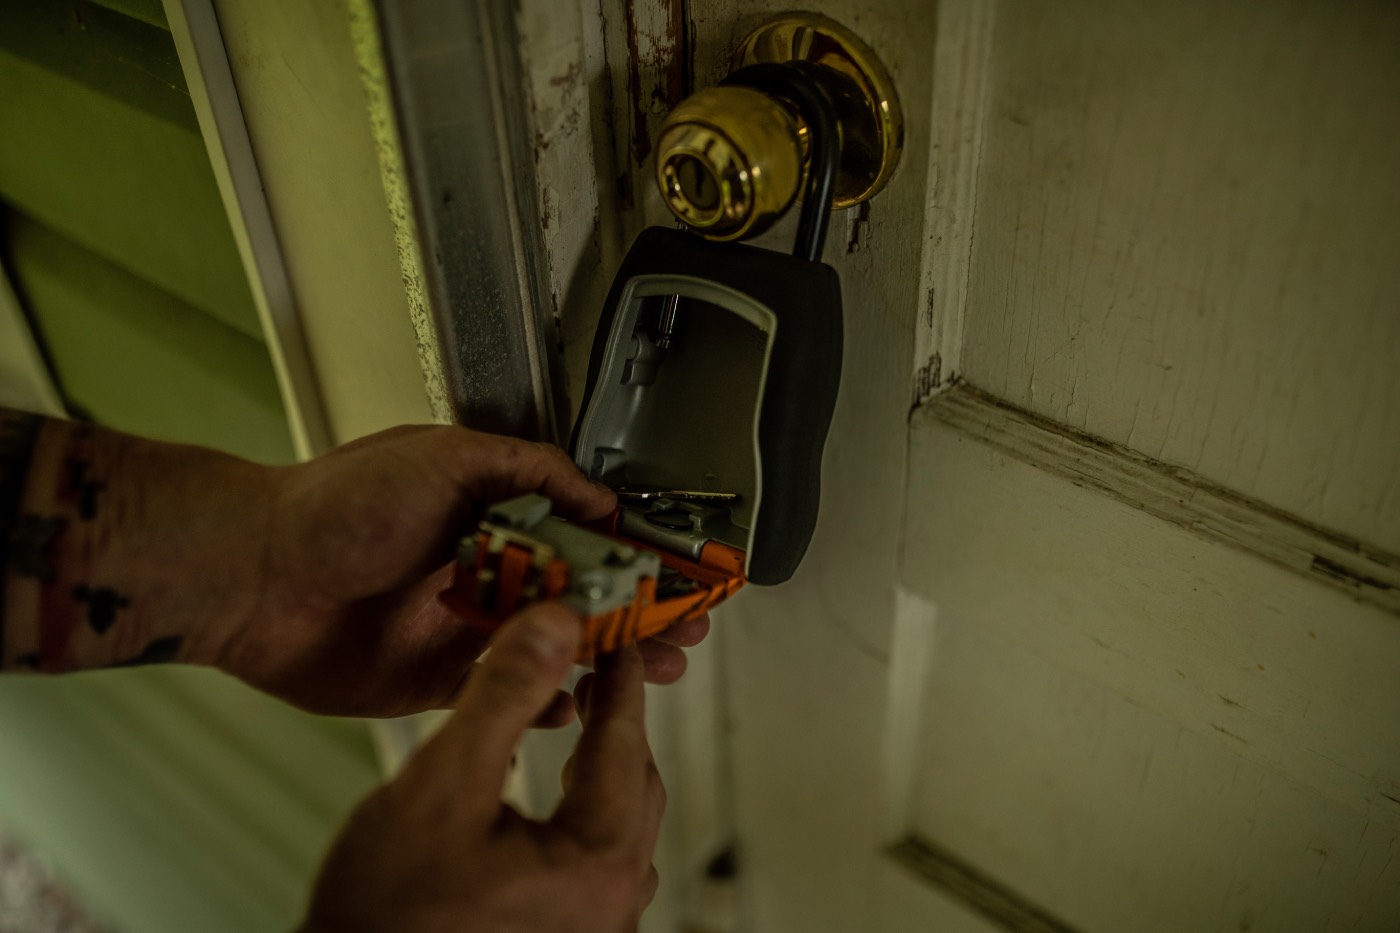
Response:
[64,458,105,521]
[1,410,46,662]
[2,416,176,673]
[73,584,132,634]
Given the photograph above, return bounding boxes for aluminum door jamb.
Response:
[361,0,565,442]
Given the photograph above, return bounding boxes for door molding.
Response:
[350,0,565,441]
[925,384,1400,617]
[887,835,1082,933]
[911,0,997,407]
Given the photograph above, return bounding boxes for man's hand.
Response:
[222,425,709,717]
[0,412,706,714]
[301,604,663,933]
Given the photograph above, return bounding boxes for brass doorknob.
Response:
[656,13,903,242]
[657,87,805,241]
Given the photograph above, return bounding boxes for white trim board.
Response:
[164,0,332,459]
[923,384,1400,618]
[911,0,996,406]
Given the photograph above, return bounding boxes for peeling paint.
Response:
[924,384,1400,617]
[914,351,942,404]
[622,0,688,168]
[845,201,872,253]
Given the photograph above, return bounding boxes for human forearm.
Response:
[0,408,274,673]
[0,407,697,718]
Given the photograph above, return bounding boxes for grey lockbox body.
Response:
[570,227,843,585]
[573,275,775,562]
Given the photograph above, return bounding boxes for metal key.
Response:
[615,488,741,505]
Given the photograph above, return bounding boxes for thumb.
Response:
[431,602,581,809]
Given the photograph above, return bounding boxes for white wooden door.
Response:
[189,1,1400,930]
[514,1,1400,931]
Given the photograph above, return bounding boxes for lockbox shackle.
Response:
[722,62,840,262]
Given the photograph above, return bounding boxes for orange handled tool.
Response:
[440,494,745,660]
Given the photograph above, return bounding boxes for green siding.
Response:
[0,668,381,932]
[0,2,262,340]
[4,213,294,464]
[0,5,384,931]
[87,0,169,31]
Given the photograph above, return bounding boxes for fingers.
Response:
[534,689,579,728]
[434,663,576,730]
[572,671,596,722]
[457,431,616,521]
[560,652,663,924]
[428,603,581,812]
[553,645,654,849]
[653,614,710,649]
[638,639,687,685]
[641,865,660,908]
[637,614,709,683]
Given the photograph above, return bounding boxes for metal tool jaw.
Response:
[458,495,659,618]
[440,491,745,659]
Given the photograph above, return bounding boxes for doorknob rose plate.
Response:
[735,12,904,208]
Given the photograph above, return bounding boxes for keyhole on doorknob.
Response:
[673,155,720,214]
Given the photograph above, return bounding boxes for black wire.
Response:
[722,62,840,262]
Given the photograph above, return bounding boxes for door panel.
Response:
[957,0,1400,553]
[898,403,1400,931]
[657,1,1400,931]
[347,0,1400,929]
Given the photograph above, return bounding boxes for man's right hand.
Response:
[300,603,664,932]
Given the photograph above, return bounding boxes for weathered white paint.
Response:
[931,386,1400,617]
[595,0,688,233]
[911,0,995,405]
[516,0,630,414]
[956,0,1400,553]
[900,406,1400,931]
[659,1,1400,931]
